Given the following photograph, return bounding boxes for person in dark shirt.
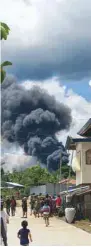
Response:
[22,197,27,218]
[40,198,45,217]
[45,194,50,206]
[17,220,32,246]
[11,196,16,216]
[6,197,11,216]
[30,196,35,216]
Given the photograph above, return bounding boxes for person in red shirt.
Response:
[56,195,62,209]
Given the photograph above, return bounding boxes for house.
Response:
[65,119,91,186]
[65,119,91,219]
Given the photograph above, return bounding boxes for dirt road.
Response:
[7,208,91,246]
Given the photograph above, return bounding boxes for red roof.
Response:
[59,179,76,185]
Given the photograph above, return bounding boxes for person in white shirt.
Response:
[0,201,9,238]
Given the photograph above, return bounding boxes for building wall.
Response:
[60,183,68,192]
[46,183,60,195]
[84,194,91,219]
[30,183,60,195]
[76,142,91,185]
[81,142,91,184]
[30,185,46,195]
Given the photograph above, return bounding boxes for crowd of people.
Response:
[29,194,62,217]
[21,194,62,219]
[0,194,62,245]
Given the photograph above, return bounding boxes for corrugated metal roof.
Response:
[78,118,91,137]
[76,189,91,196]
[59,178,76,185]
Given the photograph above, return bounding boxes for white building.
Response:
[66,119,91,186]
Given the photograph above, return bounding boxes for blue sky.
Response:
[62,79,91,101]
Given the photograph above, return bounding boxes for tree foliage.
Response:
[1,164,75,197]
[0,22,12,83]
[1,164,75,187]
[1,22,10,40]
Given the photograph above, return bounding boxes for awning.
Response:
[5,182,24,188]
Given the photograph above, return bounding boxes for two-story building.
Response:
[65,119,91,219]
[66,118,91,186]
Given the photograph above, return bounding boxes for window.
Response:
[86,149,91,165]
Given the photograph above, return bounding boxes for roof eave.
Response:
[78,118,91,136]
[65,136,76,150]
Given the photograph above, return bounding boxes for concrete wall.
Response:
[30,185,46,195]
[46,183,60,195]
[30,183,60,195]
[60,183,68,192]
[76,142,91,185]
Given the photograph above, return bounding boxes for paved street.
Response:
[7,208,91,246]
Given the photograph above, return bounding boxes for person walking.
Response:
[40,197,45,217]
[33,197,40,218]
[56,195,62,207]
[10,196,16,216]
[42,200,50,227]
[52,196,56,215]
[0,201,9,245]
[22,197,27,218]
[30,196,35,216]
[6,196,11,216]
[55,194,62,214]
[17,220,33,246]
[49,196,53,216]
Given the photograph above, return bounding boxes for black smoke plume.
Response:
[1,76,72,170]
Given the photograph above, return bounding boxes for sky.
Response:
[1,0,91,169]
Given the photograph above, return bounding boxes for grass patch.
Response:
[73,220,91,234]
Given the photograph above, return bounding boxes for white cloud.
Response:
[89,80,91,86]
[1,0,91,80]
[22,77,91,144]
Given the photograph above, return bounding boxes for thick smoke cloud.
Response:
[1,76,72,170]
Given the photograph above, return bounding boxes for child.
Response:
[42,200,50,227]
[17,220,33,246]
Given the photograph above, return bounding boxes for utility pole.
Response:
[59,152,62,192]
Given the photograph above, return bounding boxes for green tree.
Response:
[0,22,12,83]
[1,164,75,198]
[1,22,10,40]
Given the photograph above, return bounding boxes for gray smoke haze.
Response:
[1,76,72,170]
[1,139,37,172]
